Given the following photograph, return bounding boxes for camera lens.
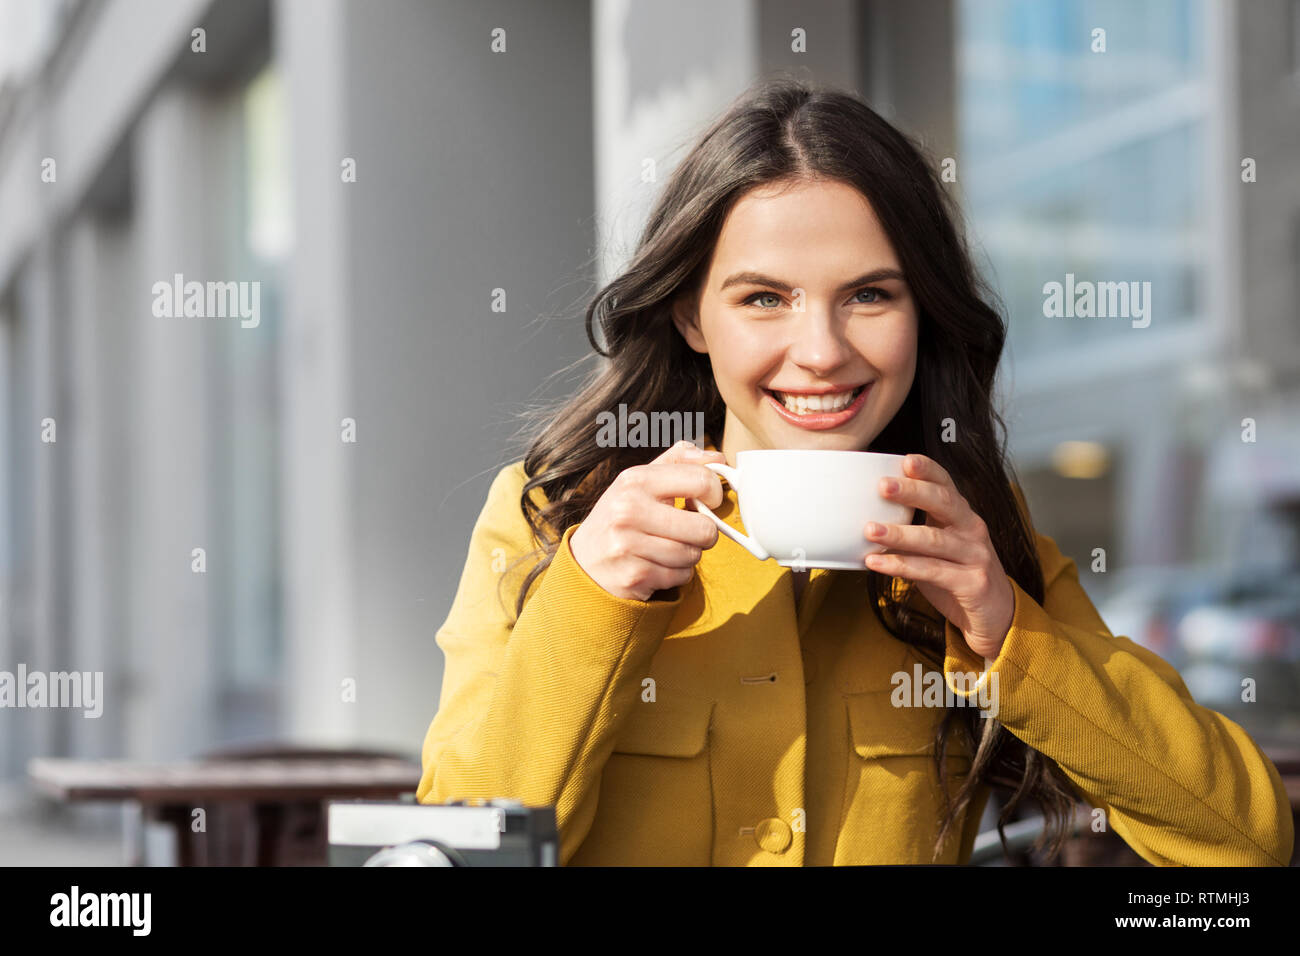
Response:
[363,841,457,866]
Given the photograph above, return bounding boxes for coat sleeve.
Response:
[941,495,1294,866]
[416,461,688,865]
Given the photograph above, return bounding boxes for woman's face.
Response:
[673,177,918,464]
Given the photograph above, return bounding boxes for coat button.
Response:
[801,646,817,684]
[754,818,793,854]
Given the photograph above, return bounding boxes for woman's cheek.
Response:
[862,313,917,376]
[717,327,778,386]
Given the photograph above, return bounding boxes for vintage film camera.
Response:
[327,796,558,866]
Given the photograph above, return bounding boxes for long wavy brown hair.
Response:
[498,74,1078,864]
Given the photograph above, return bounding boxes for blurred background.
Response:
[0,0,1297,865]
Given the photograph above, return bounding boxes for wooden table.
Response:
[28,753,422,865]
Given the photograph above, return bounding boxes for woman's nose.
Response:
[786,306,855,371]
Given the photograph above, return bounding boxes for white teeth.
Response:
[774,387,859,414]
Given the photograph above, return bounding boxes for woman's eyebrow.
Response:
[718,268,906,293]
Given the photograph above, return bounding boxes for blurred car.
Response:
[1094,566,1300,745]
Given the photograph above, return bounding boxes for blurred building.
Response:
[954,0,1300,743]
[960,0,1300,585]
[0,0,601,787]
[0,0,1297,816]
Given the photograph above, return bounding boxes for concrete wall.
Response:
[277,0,597,752]
[594,0,868,283]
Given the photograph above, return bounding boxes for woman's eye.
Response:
[744,288,891,309]
[853,287,889,304]
[745,292,783,309]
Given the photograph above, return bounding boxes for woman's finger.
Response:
[864,550,960,587]
[879,473,965,527]
[621,461,725,507]
[627,532,707,569]
[616,496,719,550]
[865,520,979,563]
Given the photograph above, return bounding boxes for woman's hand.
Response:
[863,453,1015,660]
[569,441,726,602]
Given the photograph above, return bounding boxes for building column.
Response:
[275,0,358,745]
[125,87,222,760]
[276,0,597,751]
[64,214,133,760]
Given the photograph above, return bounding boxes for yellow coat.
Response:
[416,447,1294,866]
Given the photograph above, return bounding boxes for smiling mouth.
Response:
[763,384,868,415]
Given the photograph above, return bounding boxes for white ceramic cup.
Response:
[689,449,914,569]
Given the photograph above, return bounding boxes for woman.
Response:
[415,76,1293,866]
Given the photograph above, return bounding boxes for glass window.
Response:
[957,0,1207,358]
[211,63,289,741]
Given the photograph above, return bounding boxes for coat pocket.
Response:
[568,694,715,866]
[846,689,974,766]
[610,695,713,757]
[837,690,973,863]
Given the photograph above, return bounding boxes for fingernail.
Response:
[881,478,898,494]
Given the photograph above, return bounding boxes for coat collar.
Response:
[683,433,943,638]
[672,433,840,636]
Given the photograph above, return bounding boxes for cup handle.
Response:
[690,462,771,562]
